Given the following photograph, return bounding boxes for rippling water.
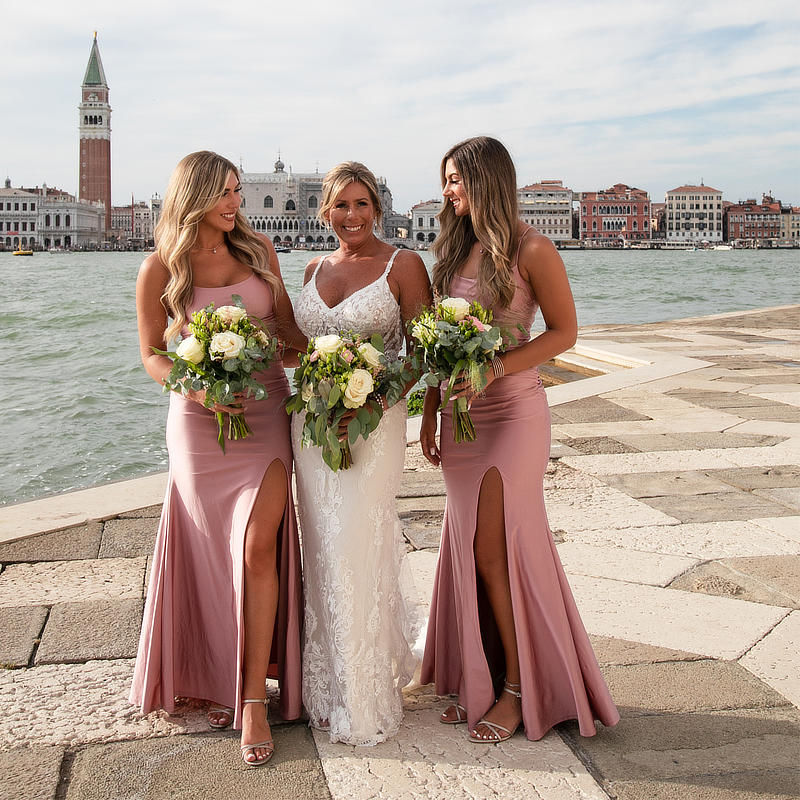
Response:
[2,248,798,505]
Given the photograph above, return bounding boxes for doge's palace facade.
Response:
[240,158,397,247]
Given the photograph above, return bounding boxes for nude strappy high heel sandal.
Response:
[440,702,468,724]
[468,682,522,743]
[240,698,274,767]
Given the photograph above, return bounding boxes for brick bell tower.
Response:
[78,32,111,232]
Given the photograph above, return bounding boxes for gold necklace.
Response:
[195,240,225,254]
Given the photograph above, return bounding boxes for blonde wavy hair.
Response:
[432,136,519,308]
[318,161,384,229]
[156,150,280,342]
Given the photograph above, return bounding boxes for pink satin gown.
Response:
[421,227,620,739]
[130,272,303,728]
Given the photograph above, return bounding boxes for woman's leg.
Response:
[470,467,522,738]
[241,458,287,763]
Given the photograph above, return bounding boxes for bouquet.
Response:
[286,332,411,471]
[154,295,277,451]
[408,296,502,442]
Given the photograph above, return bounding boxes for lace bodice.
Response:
[294,250,404,360]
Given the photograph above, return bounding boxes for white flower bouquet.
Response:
[286,332,411,471]
[408,297,502,442]
[154,294,277,451]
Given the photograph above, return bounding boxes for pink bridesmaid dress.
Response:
[130,272,303,728]
[421,227,620,740]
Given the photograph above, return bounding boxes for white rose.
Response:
[358,342,383,370]
[314,334,343,355]
[301,382,314,402]
[440,297,471,321]
[209,331,246,360]
[215,305,247,325]
[342,368,374,408]
[175,335,205,364]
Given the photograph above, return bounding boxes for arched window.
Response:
[264,196,273,208]
[285,199,296,211]
[65,215,71,227]
[428,232,436,242]
[240,196,246,208]
[84,116,88,124]
[45,214,51,226]
[308,196,318,208]
[55,215,61,227]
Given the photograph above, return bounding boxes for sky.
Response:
[3,0,799,212]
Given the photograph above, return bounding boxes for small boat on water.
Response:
[12,246,34,256]
[275,246,292,253]
[712,244,733,251]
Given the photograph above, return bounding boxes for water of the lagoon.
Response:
[2,248,798,506]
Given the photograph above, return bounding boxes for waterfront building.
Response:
[518,180,574,242]
[1,179,105,249]
[0,181,38,250]
[665,184,723,243]
[411,200,442,245]
[725,195,782,245]
[110,197,160,248]
[37,184,105,249]
[239,157,401,247]
[650,202,666,240]
[579,184,651,245]
[780,205,800,243]
[78,33,111,232]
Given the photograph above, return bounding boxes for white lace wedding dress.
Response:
[291,250,418,745]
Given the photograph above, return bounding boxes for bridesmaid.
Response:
[419,136,620,743]
[131,151,306,766]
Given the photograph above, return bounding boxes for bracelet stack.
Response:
[377,394,388,412]
[491,356,505,379]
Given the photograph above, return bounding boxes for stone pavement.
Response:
[1,304,799,800]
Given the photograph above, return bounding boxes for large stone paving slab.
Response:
[35,599,144,665]
[589,635,703,667]
[545,487,679,532]
[753,487,800,511]
[563,706,800,787]
[565,520,800,560]
[397,470,446,498]
[671,556,800,608]
[740,611,800,709]
[65,726,330,800]
[0,746,64,800]
[706,465,800,490]
[0,558,146,607]
[639,492,797,524]
[607,770,800,800]
[0,659,208,750]
[98,517,158,558]
[556,542,696,587]
[314,709,607,800]
[551,396,652,423]
[0,522,102,563]
[603,659,789,716]
[597,470,737,498]
[562,450,741,476]
[568,574,788,659]
[0,605,48,668]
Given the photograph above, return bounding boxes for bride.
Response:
[291,161,431,745]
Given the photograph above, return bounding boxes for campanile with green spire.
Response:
[78,32,111,232]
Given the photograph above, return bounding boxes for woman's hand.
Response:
[450,365,495,407]
[419,409,440,467]
[184,387,247,415]
[335,395,385,439]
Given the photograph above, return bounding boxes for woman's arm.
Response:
[136,253,174,387]
[393,249,434,396]
[262,237,307,367]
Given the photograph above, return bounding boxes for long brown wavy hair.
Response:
[432,136,519,308]
[156,150,280,342]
